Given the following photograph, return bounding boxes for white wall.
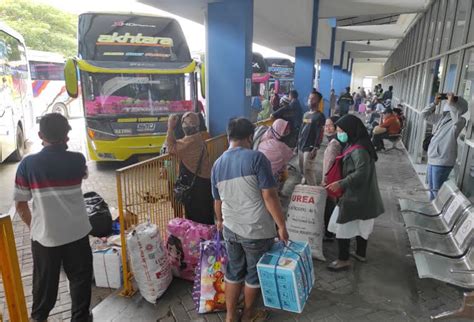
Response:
[351,62,384,92]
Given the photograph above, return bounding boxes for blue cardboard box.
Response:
[257,241,315,313]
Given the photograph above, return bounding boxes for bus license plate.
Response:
[137,123,156,132]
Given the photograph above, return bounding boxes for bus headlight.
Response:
[87,128,118,141]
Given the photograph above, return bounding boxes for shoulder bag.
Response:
[325,144,365,199]
[174,147,206,205]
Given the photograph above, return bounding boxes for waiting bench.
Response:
[399,180,459,216]
[399,181,474,320]
[402,192,471,234]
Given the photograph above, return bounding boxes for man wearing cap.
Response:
[14,113,92,321]
[372,107,401,151]
[421,93,468,199]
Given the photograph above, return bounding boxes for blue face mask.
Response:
[337,132,348,143]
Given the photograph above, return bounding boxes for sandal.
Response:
[350,252,367,263]
[327,260,351,272]
[241,308,269,322]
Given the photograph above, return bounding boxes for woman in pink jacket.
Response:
[258,119,294,180]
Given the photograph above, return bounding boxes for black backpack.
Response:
[84,192,113,237]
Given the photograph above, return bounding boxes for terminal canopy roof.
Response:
[139,0,429,63]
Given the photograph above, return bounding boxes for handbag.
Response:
[325,144,364,199]
[422,134,433,152]
[173,147,206,204]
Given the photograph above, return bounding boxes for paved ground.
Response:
[0,116,468,321]
[92,142,467,321]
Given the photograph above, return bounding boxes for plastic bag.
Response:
[166,218,216,281]
[127,223,172,303]
[192,233,227,313]
[84,192,112,237]
[286,184,327,261]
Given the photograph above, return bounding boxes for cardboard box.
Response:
[93,247,123,289]
[257,241,314,313]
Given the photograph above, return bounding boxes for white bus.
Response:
[0,22,34,162]
[28,50,81,119]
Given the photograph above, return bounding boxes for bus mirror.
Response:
[199,62,205,99]
[64,59,79,98]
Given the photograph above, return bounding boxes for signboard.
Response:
[78,13,192,64]
[265,58,294,79]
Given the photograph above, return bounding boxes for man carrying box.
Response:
[211,118,289,322]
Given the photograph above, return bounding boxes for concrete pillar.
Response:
[206,0,253,135]
[294,0,319,109]
[333,41,346,96]
[319,18,336,116]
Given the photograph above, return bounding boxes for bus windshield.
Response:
[82,72,194,117]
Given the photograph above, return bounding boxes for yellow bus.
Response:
[65,12,203,161]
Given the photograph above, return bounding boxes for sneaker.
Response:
[327,260,351,271]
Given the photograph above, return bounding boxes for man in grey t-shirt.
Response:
[211,118,288,322]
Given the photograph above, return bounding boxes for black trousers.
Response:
[338,237,368,261]
[31,236,92,322]
[372,132,390,149]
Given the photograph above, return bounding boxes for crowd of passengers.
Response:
[13,82,468,321]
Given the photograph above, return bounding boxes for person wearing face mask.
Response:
[166,112,214,224]
[297,90,326,185]
[326,115,384,271]
[211,118,289,322]
[421,93,468,200]
[321,116,342,241]
[257,119,294,184]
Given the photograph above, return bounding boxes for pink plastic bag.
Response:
[166,218,216,281]
[358,103,367,113]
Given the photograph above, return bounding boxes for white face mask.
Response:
[443,103,451,113]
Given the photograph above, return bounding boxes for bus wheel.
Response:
[52,102,69,119]
[11,125,25,162]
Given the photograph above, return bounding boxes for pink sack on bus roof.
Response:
[166,218,216,281]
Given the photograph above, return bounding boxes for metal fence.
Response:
[115,134,229,295]
[116,119,272,296]
[0,215,28,321]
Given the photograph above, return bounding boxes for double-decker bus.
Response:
[28,50,81,119]
[0,22,34,162]
[252,52,270,99]
[64,12,202,161]
[264,57,294,95]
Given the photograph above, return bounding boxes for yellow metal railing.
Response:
[0,215,28,322]
[116,119,272,296]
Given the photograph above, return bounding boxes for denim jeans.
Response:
[427,164,453,200]
[223,226,274,288]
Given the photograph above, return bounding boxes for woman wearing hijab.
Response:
[166,112,214,225]
[258,119,294,179]
[326,114,384,271]
[322,116,342,241]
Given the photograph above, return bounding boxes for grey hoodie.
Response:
[421,97,468,167]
